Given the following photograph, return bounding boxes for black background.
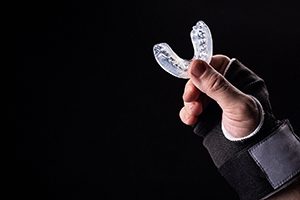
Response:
[15,0,300,199]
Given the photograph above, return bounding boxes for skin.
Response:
[179,55,260,138]
[179,55,300,199]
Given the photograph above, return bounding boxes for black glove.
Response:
[193,58,300,200]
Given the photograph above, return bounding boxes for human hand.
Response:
[179,55,261,139]
[178,55,300,200]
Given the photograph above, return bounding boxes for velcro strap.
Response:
[249,120,300,189]
[219,120,300,200]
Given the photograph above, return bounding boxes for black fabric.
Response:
[193,100,221,138]
[219,120,300,200]
[202,113,280,168]
[218,147,274,200]
[193,59,300,200]
[194,59,280,168]
[194,59,278,138]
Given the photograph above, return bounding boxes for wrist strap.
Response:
[218,120,300,200]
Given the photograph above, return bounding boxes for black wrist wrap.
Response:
[193,59,300,200]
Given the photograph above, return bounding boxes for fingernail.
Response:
[191,60,206,77]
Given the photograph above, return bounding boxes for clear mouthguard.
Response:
[153,20,213,79]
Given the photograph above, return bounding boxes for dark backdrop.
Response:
[15,0,300,199]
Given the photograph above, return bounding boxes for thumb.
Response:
[188,59,246,110]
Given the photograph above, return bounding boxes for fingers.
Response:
[183,79,200,102]
[184,101,203,116]
[188,59,245,110]
[179,106,199,126]
[180,80,204,125]
[179,101,203,126]
[180,54,239,126]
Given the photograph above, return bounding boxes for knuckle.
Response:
[206,73,229,95]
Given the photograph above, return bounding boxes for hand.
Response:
[179,55,261,139]
[178,55,300,200]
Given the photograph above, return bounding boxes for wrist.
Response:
[193,58,300,200]
[222,95,265,141]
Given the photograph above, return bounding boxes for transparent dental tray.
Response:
[153,20,213,79]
